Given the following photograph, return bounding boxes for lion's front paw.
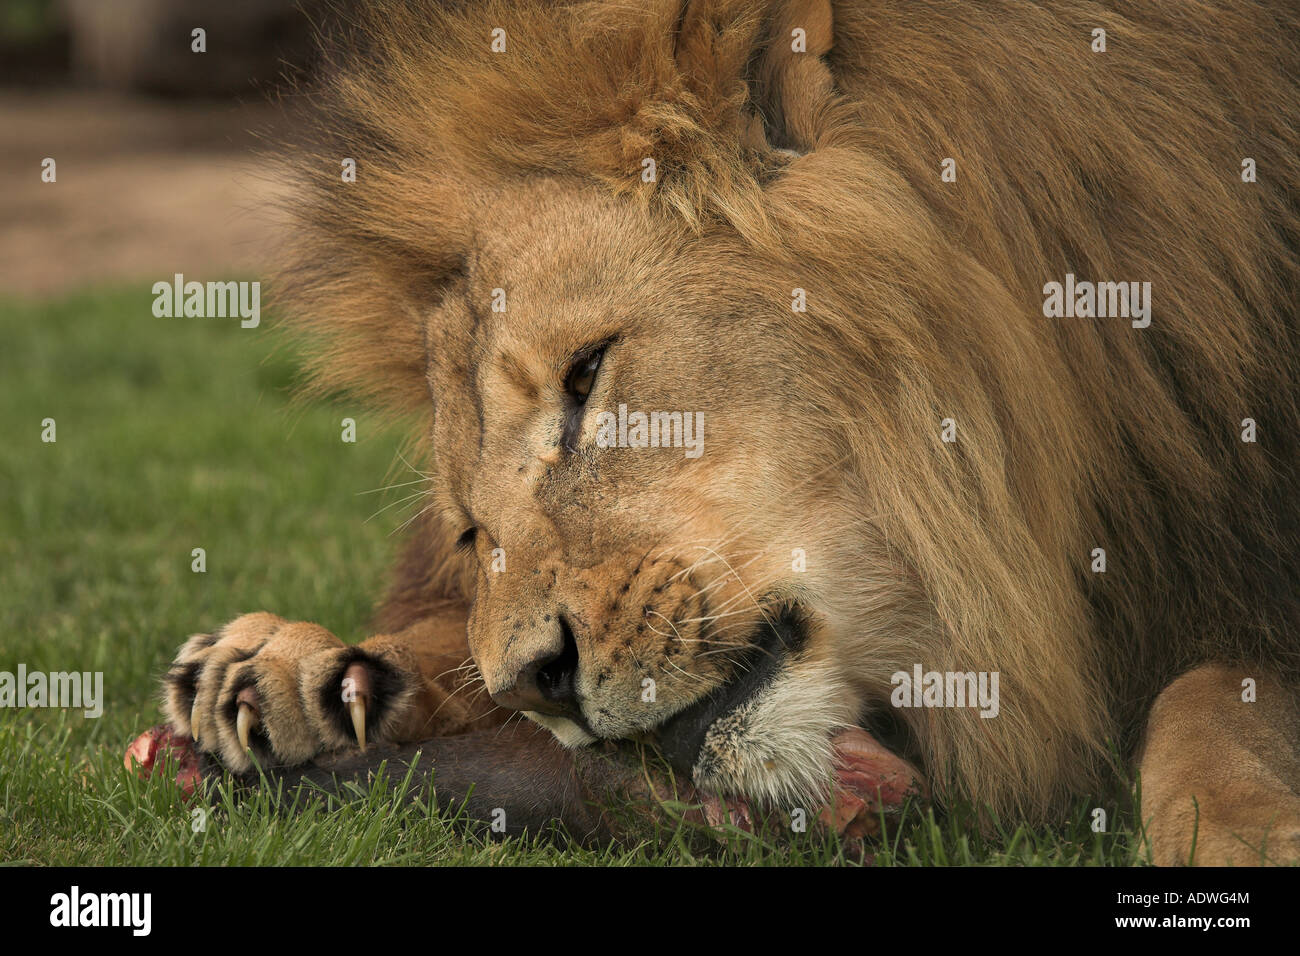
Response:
[154,613,414,773]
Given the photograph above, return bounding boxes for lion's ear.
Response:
[672,0,835,155]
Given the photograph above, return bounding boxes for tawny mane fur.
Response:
[274,0,1300,823]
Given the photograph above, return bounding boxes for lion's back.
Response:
[833,0,1300,712]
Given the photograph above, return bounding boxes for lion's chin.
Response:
[643,605,850,805]
[687,658,853,806]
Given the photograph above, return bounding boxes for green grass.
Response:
[0,287,1149,865]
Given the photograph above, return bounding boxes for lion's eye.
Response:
[455,528,477,553]
[565,348,604,404]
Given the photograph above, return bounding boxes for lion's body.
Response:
[148,0,1300,861]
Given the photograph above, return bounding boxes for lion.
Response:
[128,0,1300,864]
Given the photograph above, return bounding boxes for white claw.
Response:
[236,702,258,751]
[190,701,201,743]
[349,698,367,752]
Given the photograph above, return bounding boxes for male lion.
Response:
[129,0,1300,864]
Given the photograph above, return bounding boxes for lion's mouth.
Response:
[653,603,809,775]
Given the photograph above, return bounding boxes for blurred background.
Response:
[0,0,338,296]
[0,1,431,867]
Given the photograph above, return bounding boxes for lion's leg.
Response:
[131,604,502,777]
[1138,663,1300,865]
[336,606,506,745]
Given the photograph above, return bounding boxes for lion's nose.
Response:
[490,614,581,717]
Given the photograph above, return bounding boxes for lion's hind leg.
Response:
[1139,664,1300,865]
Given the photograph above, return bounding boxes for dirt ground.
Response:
[0,89,290,298]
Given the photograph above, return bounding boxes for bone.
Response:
[125,725,202,797]
[126,718,923,852]
[191,724,675,844]
[824,726,926,836]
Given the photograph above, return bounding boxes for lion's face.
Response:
[426,181,872,802]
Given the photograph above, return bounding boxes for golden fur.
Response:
[256,0,1300,826]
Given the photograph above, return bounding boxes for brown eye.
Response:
[565,349,604,404]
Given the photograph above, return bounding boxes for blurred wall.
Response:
[0,0,334,296]
[63,0,320,94]
[1,0,327,93]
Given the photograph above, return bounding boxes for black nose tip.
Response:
[493,614,581,717]
[534,615,580,706]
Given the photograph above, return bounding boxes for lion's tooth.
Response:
[190,701,201,743]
